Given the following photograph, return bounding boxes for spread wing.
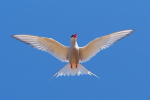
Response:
[12,34,69,62]
[79,30,134,62]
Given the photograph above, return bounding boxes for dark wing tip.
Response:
[11,35,15,38]
[132,29,135,31]
[130,29,135,33]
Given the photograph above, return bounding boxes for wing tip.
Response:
[128,29,135,33]
[11,34,25,38]
[126,29,135,36]
[11,35,15,38]
[131,29,135,33]
[119,29,135,33]
[11,35,35,47]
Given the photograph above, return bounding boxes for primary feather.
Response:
[12,35,69,62]
[79,30,134,62]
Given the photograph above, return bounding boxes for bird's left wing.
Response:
[12,34,69,62]
[79,30,134,62]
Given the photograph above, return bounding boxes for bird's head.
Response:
[71,33,77,39]
[70,33,78,45]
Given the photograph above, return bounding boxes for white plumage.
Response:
[12,35,69,62]
[12,29,134,78]
[79,30,133,62]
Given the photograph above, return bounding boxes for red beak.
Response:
[74,33,77,38]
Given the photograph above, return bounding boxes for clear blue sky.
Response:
[0,0,150,100]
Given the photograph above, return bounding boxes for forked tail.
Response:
[50,63,99,79]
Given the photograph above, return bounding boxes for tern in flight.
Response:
[12,29,134,78]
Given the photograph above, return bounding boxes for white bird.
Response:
[12,29,134,79]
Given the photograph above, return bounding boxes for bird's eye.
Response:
[71,35,74,38]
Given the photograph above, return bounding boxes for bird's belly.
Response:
[69,48,79,64]
[70,58,78,63]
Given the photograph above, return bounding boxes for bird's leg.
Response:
[70,63,72,69]
[76,63,77,68]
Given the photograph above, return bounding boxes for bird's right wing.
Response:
[79,30,134,62]
[12,34,69,62]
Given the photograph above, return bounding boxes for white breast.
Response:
[69,46,79,64]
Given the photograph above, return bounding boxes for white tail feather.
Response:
[50,63,99,79]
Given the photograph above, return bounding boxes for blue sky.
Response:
[0,0,150,100]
